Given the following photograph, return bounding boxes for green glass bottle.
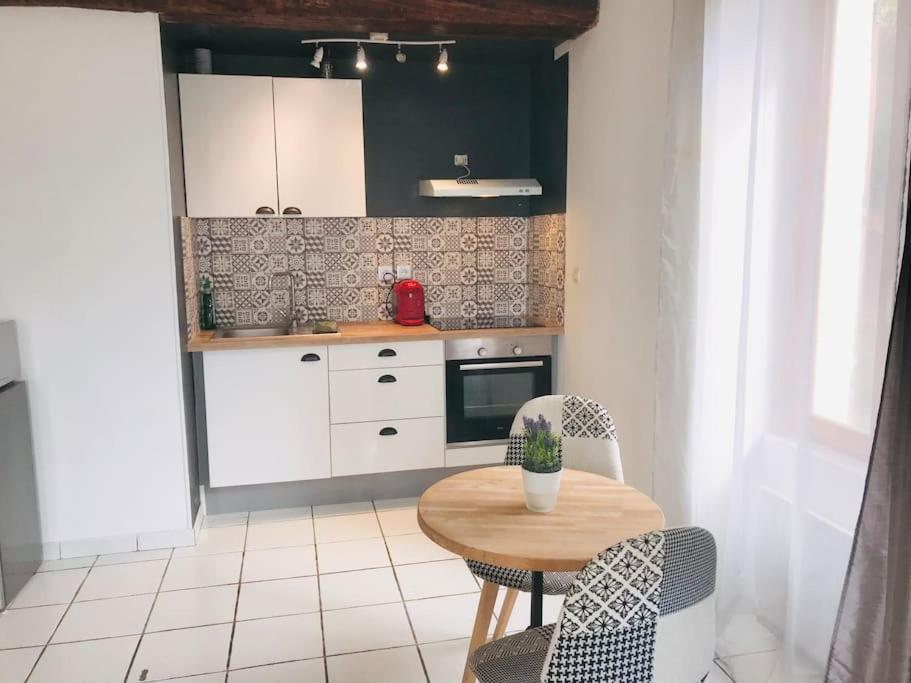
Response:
[200,277,216,331]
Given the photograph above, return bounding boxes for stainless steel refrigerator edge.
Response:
[0,321,42,609]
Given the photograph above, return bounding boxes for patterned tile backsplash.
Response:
[181,215,564,335]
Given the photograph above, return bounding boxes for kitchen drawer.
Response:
[328,340,443,371]
[329,365,444,424]
[331,417,444,477]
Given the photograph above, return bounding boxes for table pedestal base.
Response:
[530,571,544,628]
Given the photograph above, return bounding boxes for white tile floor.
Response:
[0,498,740,682]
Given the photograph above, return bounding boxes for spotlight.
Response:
[395,44,407,63]
[309,45,323,69]
[355,44,368,71]
[437,46,449,73]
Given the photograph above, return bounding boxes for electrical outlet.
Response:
[454,154,468,166]
[378,266,395,285]
[396,264,413,280]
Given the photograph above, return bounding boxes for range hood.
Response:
[418,178,542,198]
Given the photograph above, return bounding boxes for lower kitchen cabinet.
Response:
[330,417,445,477]
[203,347,330,487]
[329,365,444,424]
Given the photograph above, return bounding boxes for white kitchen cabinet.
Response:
[203,347,330,487]
[179,74,279,217]
[179,75,366,219]
[331,418,445,477]
[273,78,366,217]
[329,365,444,424]
[328,340,444,371]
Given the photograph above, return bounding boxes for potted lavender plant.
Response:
[521,414,562,512]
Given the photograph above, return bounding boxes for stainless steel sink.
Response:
[213,327,290,339]
[213,323,340,339]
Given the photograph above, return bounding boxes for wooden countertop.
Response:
[188,320,563,352]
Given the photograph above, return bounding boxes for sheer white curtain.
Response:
[655,0,910,679]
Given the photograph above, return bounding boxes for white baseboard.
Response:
[445,442,506,467]
[51,524,198,559]
[60,534,136,559]
[41,542,61,562]
[193,504,204,540]
[138,527,195,551]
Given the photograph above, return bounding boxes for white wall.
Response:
[0,8,191,545]
[561,1,675,493]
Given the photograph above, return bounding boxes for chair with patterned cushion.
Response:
[463,395,623,682]
[469,526,717,683]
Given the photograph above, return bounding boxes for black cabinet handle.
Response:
[378,348,397,357]
[377,374,397,384]
[255,206,276,215]
[282,206,302,215]
[379,427,398,436]
[300,353,321,362]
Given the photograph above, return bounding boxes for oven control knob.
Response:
[512,345,523,356]
[477,347,488,357]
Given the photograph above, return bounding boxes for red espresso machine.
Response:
[392,279,425,326]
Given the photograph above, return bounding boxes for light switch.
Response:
[396,264,413,280]
[572,267,582,284]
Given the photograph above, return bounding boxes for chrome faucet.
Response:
[269,271,298,330]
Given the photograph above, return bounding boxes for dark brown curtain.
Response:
[826,178,911,681]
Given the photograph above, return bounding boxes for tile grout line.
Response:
[222,517,249,680]
[23,553,100,682]
[310,507,330,682]
[374,501,431,683]
[121,547,175,683]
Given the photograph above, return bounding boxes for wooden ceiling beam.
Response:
[11,0,599,39]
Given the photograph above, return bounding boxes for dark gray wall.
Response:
[362,60,531,217]
[531,54,568,216]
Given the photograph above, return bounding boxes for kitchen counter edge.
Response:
[188,321,564,352]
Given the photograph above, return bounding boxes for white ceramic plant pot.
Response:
[522,468,562,513]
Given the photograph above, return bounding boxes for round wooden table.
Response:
[417,466,665,628]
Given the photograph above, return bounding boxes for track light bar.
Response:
[299,38,456,47]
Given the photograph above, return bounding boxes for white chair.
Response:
[464,394,623,673]
[469,527,717,683]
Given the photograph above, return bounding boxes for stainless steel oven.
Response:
[445,336,552,445]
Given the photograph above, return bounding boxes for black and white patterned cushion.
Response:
[544,623,658,683]
[561,395,618,440]
[470,624,555,683]
[658,527,716,615]
[466,559,575,594]
[559,531,664,635]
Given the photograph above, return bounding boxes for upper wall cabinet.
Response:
[178,74,366,218]
[274,78,366,218]
[179,74,279,218]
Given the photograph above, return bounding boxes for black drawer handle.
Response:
[379,427,398,436]
[255,206,276,215]
[301,353,321,362]
[378,348,397,357]
[378,374,397,383]
[282,206,302,215]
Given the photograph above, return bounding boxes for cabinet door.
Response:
[179,74,279,217]
[273,78,366,217]
[203,347,330,487]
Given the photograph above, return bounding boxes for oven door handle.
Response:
[458,361,545,371]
